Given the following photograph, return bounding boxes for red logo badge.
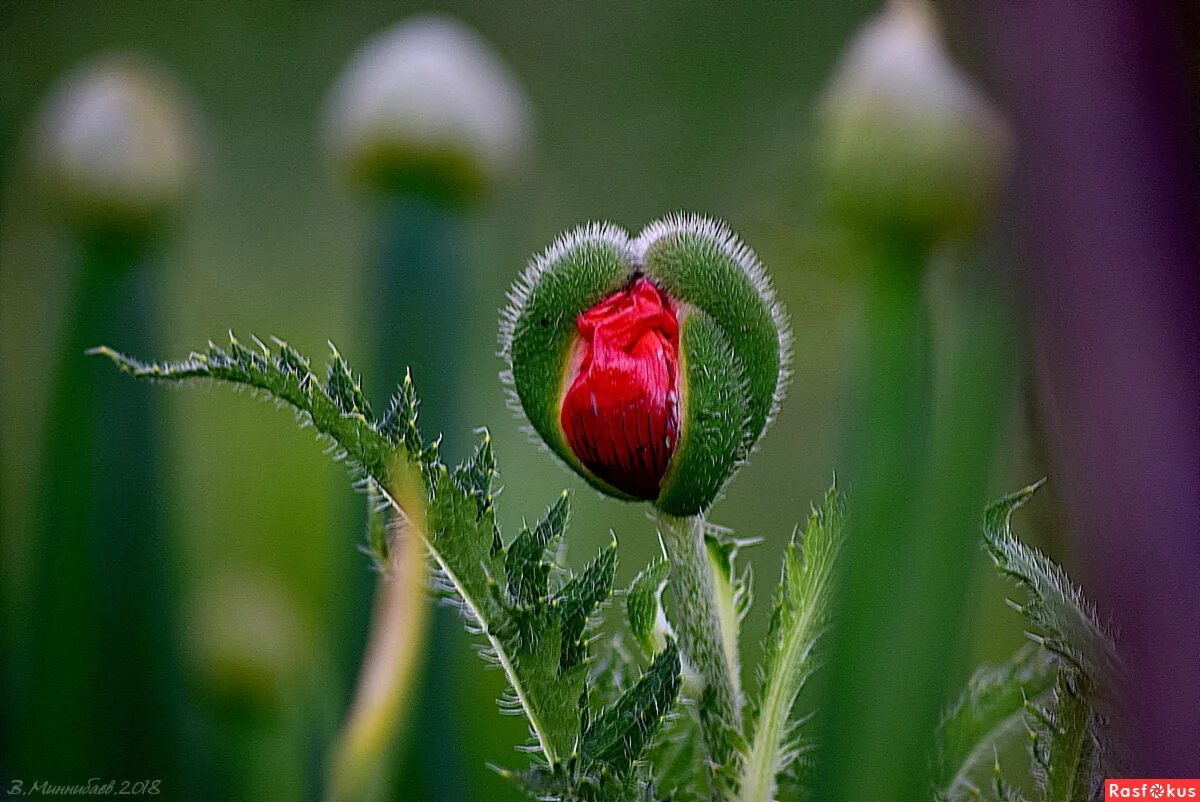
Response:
[1106,780,1200,800]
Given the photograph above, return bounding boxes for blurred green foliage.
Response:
[1,2,1047,799]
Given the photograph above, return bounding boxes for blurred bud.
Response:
[188,573,307,715]
[501,215,790,516]
[35,54,197,235]
[819,0,1011,243]
[325,15,532,202]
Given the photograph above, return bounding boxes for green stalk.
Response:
[908,254,1014,776]
[657,511,742,759]
[22,230,183,780]
[328,192,471,800]
[329,460,431,801]
[815,236,932,802]
[817,240,1013,802]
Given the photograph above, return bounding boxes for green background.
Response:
[0,3,1048,799]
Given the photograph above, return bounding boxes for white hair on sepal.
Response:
[635,212,794,436]
[497,221,632,362]
[497,221,633,459]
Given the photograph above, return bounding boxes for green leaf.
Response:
[93,336,669,789]
[625,559,672,658]
[739,485,844,802]
[981,482,1122,802]
[90,336,397,482]
[645,702,710,802]
[1028,672,1100,802]
[505,642,683,802]
[506,492,570,610]
[934,645,1058,800]
[582,640,682,773]
[704,523,756,686]
[982,481,1119,684]
[558,540,618,671]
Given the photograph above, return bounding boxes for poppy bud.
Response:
[325,15,532,202]
[34,54,198,235]
[819,0,1011,243]
[501,215,789,516]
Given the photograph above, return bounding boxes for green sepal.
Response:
[656,311,747,516]
[640,217,786,452]
[503,224,633,499]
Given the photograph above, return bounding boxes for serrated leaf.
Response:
[506,492,571,609]
[420,466,587,767]
[982,482,1122,802]
[626,559,673,658]
[558,540,618,671]
[645,701,709,802]
[934,645,1058,801]
[982,481,1119,684]
[583,640,682,773]
[378,369,422,455]
[1029,672,1100,802]
[326,344,373,419]
[94,337,624,783]
[739,486,844,802]
[91,336,397,481]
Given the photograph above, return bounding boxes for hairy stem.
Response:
[658,511,742,752]
[328,461,432,801]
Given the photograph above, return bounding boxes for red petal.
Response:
[561,278,680,499]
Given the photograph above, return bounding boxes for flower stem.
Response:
[328,460,431,801]
[816,236,935,802]
[22,230,183,781]
[329,192,471,800]
[372,192,471,796]
[657,510,743,755]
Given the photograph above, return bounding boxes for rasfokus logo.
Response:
[1106,780,1200,799]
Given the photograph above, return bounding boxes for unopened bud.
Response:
[820,0,1011,243]
[325,15,531,201]
[35,54,197,234]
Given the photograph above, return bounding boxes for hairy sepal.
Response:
[638,214,790,453]
[502,224,633,499]
[656,311,748,515]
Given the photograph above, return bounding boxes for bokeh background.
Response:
[2,2,1195,800]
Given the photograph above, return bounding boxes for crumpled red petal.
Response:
[561,277,680,499]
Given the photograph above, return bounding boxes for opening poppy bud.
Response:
[502,215,790,516]
[560,278,680,499]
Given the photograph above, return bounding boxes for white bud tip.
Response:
[325,15,532,196]
[35,54,197,229]
[821,0,1012,239]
